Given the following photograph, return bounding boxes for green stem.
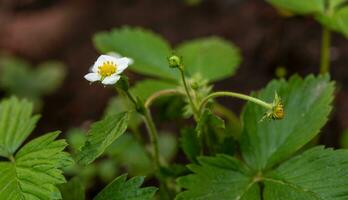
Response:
[124,90,137,106]
[198,91,272,115]
[145,89,183,108]
[179,68,199,120]
[143,109,161,170]
[320,26,331,74]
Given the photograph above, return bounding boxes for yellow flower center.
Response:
[98,61,117,77]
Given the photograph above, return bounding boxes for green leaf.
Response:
[94,174,157,200]
[105,133,152,176]
[0,97,40,157]
[176,37,241,81]
[333,6,348,37]
[264,146,348,200]
[77,112,129,165]
[59,177,85,200]
[196,109,234,155]
[176,155,259,200]
[0,131,73,200]
[104,96,142,131]
[241,75,334,170]
[131,79,177,101]
[315,6,348,38]
[180,127,201,162]
[94,27,177,80]
[66,128,87,154]
[0,56,65,102]
[266,0,325,14]
[329,0,347,10]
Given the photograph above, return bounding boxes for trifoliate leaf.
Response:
[241,75,334,170]
[176,155,259,200]
[77,112,129,165]
[94,174,157,200]
[266,0,325,14]
[176,147,348,199]
[0,131,73,200]
[59,177,85,200]
[176,37,241,82]
[264,146,348,200]
[130,79,177,101]
[0,97,40,157]
[94,27,177,80]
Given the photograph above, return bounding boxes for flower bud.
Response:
[168,55,183,69]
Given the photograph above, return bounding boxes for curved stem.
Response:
[320,26,331,74]
[143,109,160,170]
[145,89,183,108]
[198,91,272,115]
[179,69,199,119]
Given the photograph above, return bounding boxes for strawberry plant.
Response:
[0,22,346,199]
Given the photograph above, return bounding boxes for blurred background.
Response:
[1,0,348,197]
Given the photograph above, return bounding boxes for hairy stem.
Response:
[179,69,199,120]
[145,89,183,108]
[198,91,272,115]
[143,109,161,170]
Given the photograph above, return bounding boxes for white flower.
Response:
[107,52,134,65]
[84,55,130,85]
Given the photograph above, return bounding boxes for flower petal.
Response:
[92,55,118,72]
[84,73,101,82]
[101,74,120,85]
[115,57,130,74]
[107,52,122,58]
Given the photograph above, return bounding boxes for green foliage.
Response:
[195,109,236,155]
[77,112,129,165]
[94,27,176,80]
[131,79,176,100]
[0,56,65,105]
[94,27,241,83]
[94,174,157,200]
[267,0,325,14]
[267,0,348,37]
[177,147,348,200]
[264,146,348,199]
[180,127,201,162]
[0,97,40,157]
[241,75,334,170]
[176,155,255,200]
[105,133,153,175]
[176,75,341,199]
[176,37,241,81]
[59,177,85,200]
[0,131,73,200]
